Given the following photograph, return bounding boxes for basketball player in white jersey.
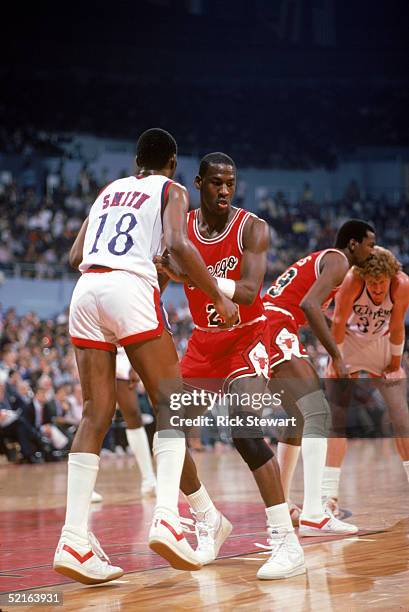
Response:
[322,246,409,514]
[115,347,156,496]
[53,128,237,584]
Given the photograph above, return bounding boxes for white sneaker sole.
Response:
[53,561,123,585]
[299,525,358,537]
[257,561,307,580]
[149,536,203,571]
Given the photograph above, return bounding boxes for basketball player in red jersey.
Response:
[263,219,375,536]
[157,152,306,581]
[53,130,237,584]
[322,246,409,515]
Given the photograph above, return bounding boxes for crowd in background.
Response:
[1,160,409,281]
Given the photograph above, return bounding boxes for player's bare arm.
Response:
[332,270,364,344]
[300,252,349,376]
[163,184,237,327]
[232,217,269,305]
[69,217,89,269]
[385,271,409,374]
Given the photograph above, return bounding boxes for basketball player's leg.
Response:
[270,384,303,524]
[124,332,201,570]
[322,373,357,514]
[116,379,156,495]
[376,374,409,482]
[229,374,305,579]
[54,347,123,584]
[270,357,357,535]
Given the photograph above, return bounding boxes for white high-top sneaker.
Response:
[148,509,202,571]
[299,508,358,537]
[256,529,306,580]
[189,509,232,565]
[53,527,123,585]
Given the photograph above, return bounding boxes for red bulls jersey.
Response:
[185,207,265,330]
[263,248,348,328]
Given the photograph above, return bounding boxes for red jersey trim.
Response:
[119,288,164,346]
[193,207,243,244]
[71,337,117,352]
[83,266,114,274]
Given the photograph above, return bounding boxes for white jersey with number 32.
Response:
[347,285,393,341]
[80,174,174,287]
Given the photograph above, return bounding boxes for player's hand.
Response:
[331,355,349,379]
[153,255,190,283]
[382,363,404,380]
[213,294,239,328]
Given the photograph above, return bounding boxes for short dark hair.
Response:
[136,128,177,170]
[198,152,236,178]
[335,219,375,248]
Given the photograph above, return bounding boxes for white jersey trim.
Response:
[193,207,242,244]
[314,248,348,280]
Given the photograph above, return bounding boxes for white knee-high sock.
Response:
[277,442,301,501]
[126,428,156,484]
[301,438,327,518]
[321,466,341,498]
[64,453,99,535]
[153,431,185,515]
[403,461,409,483]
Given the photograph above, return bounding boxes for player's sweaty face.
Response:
[365,274,390,304]
[201,164,236,215]
[353,231,376,265]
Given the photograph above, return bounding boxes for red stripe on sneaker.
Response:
[160,519,184,541]
[62,544,94,564]
[301,517,330,529]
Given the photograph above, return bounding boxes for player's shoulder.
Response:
[319,248,349,273]
[391,271,409,300]
[241,210,269,247]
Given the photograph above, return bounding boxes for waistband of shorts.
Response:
[263,304,296,321]
[83,265,115,273]
[194,314,266,333]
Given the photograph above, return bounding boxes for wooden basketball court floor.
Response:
[1,438,409,611]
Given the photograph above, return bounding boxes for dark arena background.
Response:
[1,1,409,610]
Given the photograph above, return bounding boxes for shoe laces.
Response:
[183,509,217,550]
[88,532,110,564]
[255,528,287,557]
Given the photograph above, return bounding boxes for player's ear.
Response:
[348,238,357,252]
[194,175,202,190]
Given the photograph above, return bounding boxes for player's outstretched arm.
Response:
[300,252,349,376]
[230,217,269,305]
[69,218,89,269]
[332,270,364,344]
[384,272,409,375]
[163,184,237,327]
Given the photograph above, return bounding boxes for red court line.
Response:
[0,501,379,593]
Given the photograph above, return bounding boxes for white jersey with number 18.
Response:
[79,174,174,287]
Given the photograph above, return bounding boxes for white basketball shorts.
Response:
[326,332,406,378]
[69,269,164,352]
